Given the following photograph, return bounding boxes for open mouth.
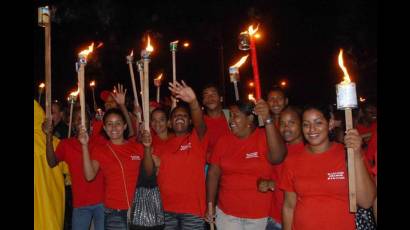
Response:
[175,119,185,124]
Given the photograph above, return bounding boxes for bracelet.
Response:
[264,117,274,125]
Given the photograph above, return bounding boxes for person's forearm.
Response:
[265,122,287,164]
[355,152,376,208]
[81,144,97,181]
[45,134,58,167]
[206,165,220,207]
[119,104,135,137]
[190,99,206,139]
[143,146,154,176]
[282,206,294,230]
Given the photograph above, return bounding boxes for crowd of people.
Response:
[34,81,377,230]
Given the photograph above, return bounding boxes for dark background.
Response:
[33,0,377,108]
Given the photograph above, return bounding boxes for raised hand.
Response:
[140,129,152,147]
[344,129,363,155]
[77,125,89,145]
[111,83,127,105]
[42,118,53,135]
[168,80,196,104]
[254,99,271,121]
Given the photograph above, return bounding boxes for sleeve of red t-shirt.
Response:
[278,159,296,192]
[54,140,66,162]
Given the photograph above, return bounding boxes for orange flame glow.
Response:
[79,42,94,58]
[183,42,190,47]
[249,82,254,87]
[248,93,255,102]
[231,55,249,68]
[96,42,104,48]
[70,88,80,97]
[155,74,163,81]
[39,83,45,88]
[359,96,366,102]
[248,24,259,36]
[129,50,134,57]
[90,81,95,87]
[338,49,351,84]
[145,36,154,52]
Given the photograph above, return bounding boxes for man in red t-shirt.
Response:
[266,86,289,128]
[201,84,230,163]
[44,107,105,230]
[155,80,208,229]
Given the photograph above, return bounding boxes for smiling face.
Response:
[202,86,222,112]
[151,109,168,136]
[280,109,303,145]
[103,113,127,143]
[228,105,253,138]
[171,107,191,135]
[267,90,288,116]
[302,108,333,152]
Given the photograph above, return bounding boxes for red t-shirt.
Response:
[203,114,230,162]
[279,143,356,230]
[90,119,109,145]
[91,139,144,210]
[156,131,208,217]
[210,128,273,219]
[270,141,305,223]
[55,137,104,208]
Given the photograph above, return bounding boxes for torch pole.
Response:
[345,108,357,212]
[233,81,239,101]
[208,202,215,230]
[78,64,86,129]
[142,57,150,131]
[91,87,97,112]
[128,58,142,123]
[68,101,74,138]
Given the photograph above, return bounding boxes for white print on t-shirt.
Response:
[130,155,141,161]
[245,152,259,159]
[179,142,192,151]
[327,171,345,180]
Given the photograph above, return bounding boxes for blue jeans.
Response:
[265,217,282,230]
[164,211,205,230]
[72,203,104,230]
[104,208,129,230]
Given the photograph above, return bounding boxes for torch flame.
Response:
[96,42,104,48]
[171,40,179,44]
[231,55,249,68]
[155,73,163,81]
[70,88,80,97]
[90,81,95,87]
[338,49,351,84]
[39,83,45,88]
[248,24,259,36]
[145,36,154,52]
[79,42,94,58]
[129,50,134,56]
[248,93,255,102]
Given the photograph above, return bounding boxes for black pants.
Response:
[64,185,73,230]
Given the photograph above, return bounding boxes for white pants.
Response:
[215,206,268,230]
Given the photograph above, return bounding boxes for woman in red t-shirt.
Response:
[206,100,287,230]
[258,106,304,230]
[80,108,154,230]
[150,107,174,168]
[44,107,105,230]
[279,104,376,230]
[153,80,208,229]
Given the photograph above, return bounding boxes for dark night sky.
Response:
[33,0,377,108]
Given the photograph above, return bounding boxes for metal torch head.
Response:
[229,67,240,83]
[170,41,178,52]
[136,60,144,71]
[238,32,250,51]
[126,55,134,64]
[141,50,152,60]
[78,55,87,65]
[38,6,50,27]
[336,82,358,110]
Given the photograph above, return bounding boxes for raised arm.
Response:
[42,118,59,168]
[140,129,154,177]
[344,129,376,208]
[78,126,100,181]
[112,84,135,137]
[254,99,287,164]
[169,80,207,140]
